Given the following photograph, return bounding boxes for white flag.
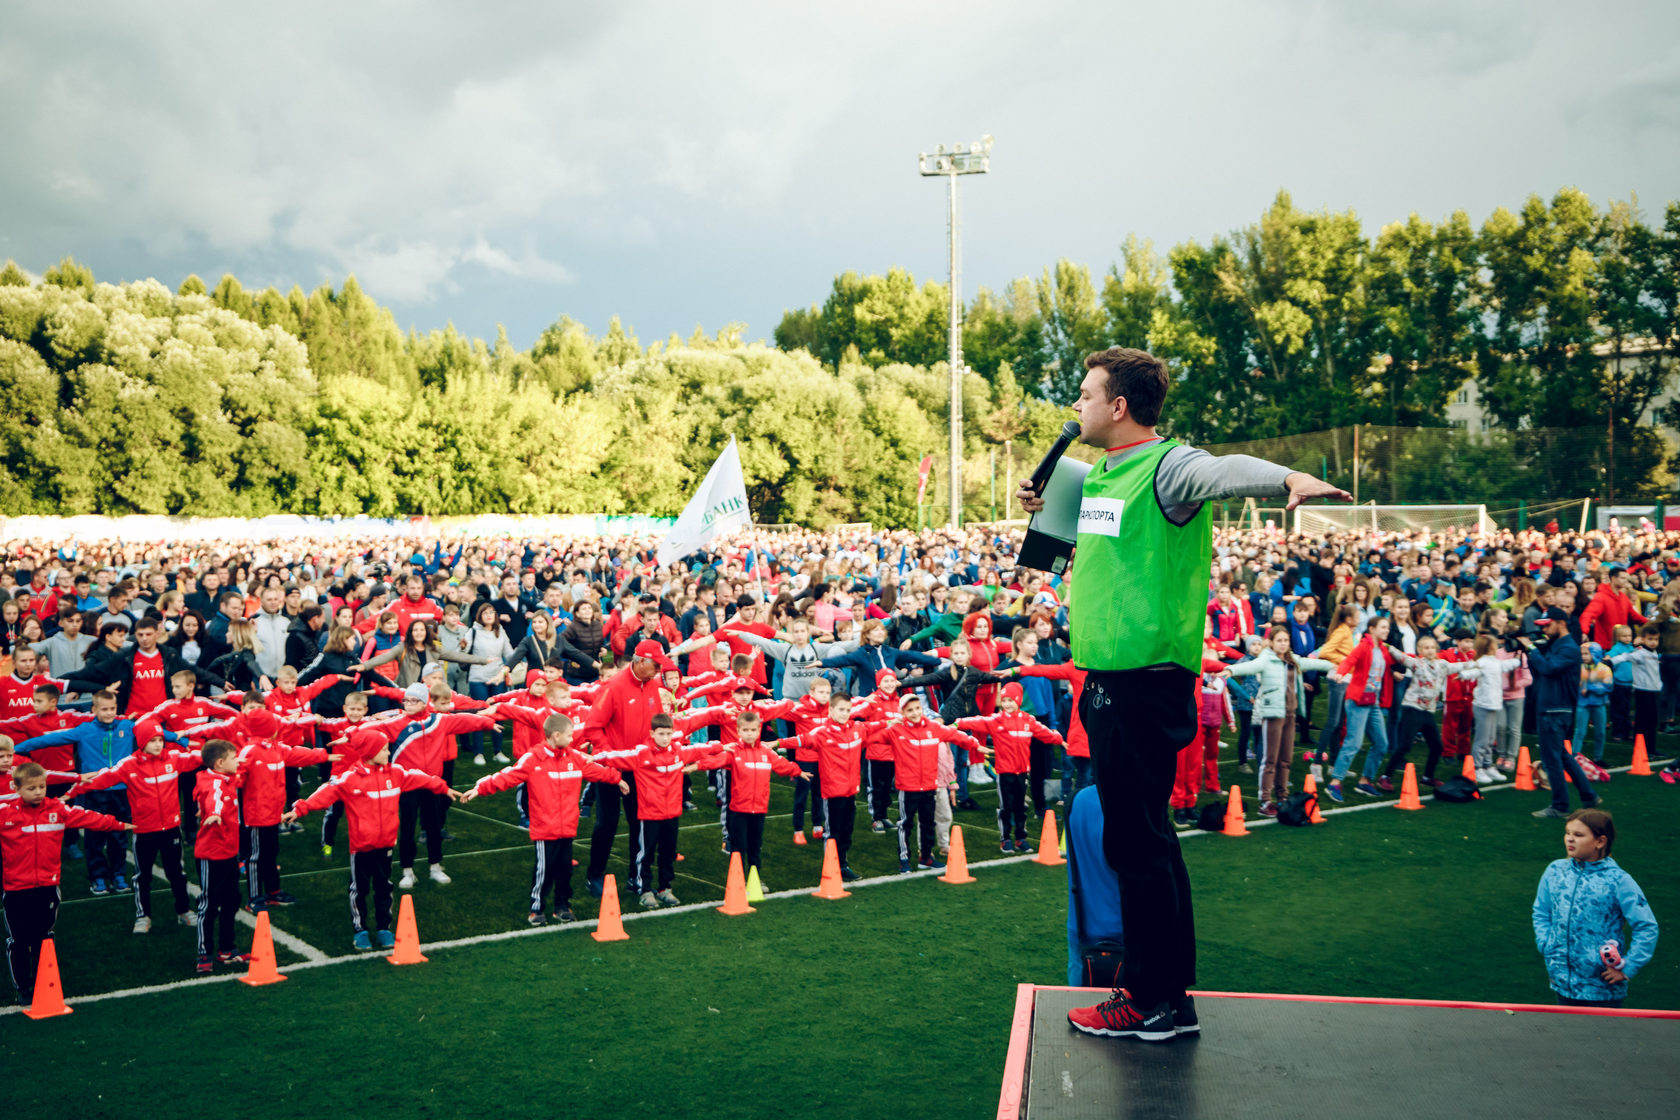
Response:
[657,437,752,567]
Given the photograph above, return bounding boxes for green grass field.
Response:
[4,716,1675,1119]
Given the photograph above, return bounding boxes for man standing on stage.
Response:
[1019,347,1348,1040]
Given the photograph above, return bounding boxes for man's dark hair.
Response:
[1084,347,1169,427]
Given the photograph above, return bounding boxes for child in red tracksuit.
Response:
[865,693,984,873]
[674,680,794,833]
[1,760,132,1005]
[145,671,240,840]
[703,709,803,885]
[1441,631,1476,761]
[283,728,458,952]
[191,740,246,973]
[956,682,1062,853]
[462,711,624,925]
[592,712,718,909]
[312,691,407,854]
[768,692,870,878]
[227,710,334,910]
[1196,661,1235,796]
[69,718,199,933]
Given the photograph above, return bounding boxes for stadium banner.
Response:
[657,437,753,566]
[916,455,934,504]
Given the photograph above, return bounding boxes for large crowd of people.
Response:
[2,514,1676,1005]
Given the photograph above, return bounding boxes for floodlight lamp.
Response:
[936,143,946,154]
[969,142,980,154]
[981,134,993,152]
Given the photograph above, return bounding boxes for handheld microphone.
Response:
[1027,421,1082,495]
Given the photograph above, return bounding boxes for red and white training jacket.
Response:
[142,697,240,735]
[0,768,80,806]
[0,710,93,773]
[472,746,621,840]
[708,744,802,813]
[289,762,449,854]
[0,797,127,890]
[193,769,245,860]
[591,742,718,820]
[864,719,982,792]
[769,718,868,798]
[236,741,331,827]
[954,711,1062,775]
[75,746,202,832]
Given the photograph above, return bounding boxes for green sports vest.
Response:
[1068,437,1212,673]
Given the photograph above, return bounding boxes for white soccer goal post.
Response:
[1293,504,1495,537]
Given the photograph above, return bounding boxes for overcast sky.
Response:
[3,1,1676,349]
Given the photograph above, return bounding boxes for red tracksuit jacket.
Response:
[236,741,331,826]
[473,746,621,840]
[503,690,558,758]
[954,711,1062,775]
[143,696,240,733]
[710,744,803,813]
[317,712,408,775]
[866,719,982,792]
[854,691,904,760]
[266,677,346,747]
[378,710,495,776]
[1,768,79,806]
[0,797,127,890]
[572,669,662,757]
[771,719,868,798]
[368,688,491,762]
[76,746,202,832]
[290,762,450,853]
[1018,662,1089,759]
[593,742,717,820]
[193,769,245,859]
[0,710,94,773]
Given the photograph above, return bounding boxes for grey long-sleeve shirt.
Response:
[1114,441,1295,525]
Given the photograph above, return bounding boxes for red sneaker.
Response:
[1067,989,1176,1041]
[812,826,825,840]
[791,831,808,846]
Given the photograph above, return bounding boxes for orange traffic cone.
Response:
[1631,734,1654,776]
[1461,754,1476,781]
[240,910,287,986]
[1394,763,1426,811]
[1302,773,1327,823]
[1033,811,1066,866]
[386,893,428,964]
[717,852,756,915]
[1221,785,1248,837]
[813,838,851,900]
[22,938,71,1019]
[939,826,976,883]
[592,874,629,942]
[1514,746,1536,790]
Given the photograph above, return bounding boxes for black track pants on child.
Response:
[530,837,574,912]
[398,789,444,869]
[896,790,936,863]
[196,857,239,957]
[996,771,1030,844]
[824,796,857,866]
[3,886,60,1002]
[134,829,191,918]
[792,760,824,832]
[247,823,280,901]
[636,817,678,893]
[350,848,393,935]
[725,811,767,871]
[868,760,895,822]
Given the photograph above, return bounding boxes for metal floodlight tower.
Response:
[919,134,992,529]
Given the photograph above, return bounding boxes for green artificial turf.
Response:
[5,716,1676,1120]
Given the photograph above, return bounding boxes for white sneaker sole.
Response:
[1067,1016,1176,1041]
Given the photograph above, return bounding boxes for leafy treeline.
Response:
[777,189,1680,495]
[0,260,1068,521]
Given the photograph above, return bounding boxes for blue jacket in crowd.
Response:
[1532,856,1658,1002]
[17,718,146,790]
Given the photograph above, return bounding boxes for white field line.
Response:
[5,762,1639,1017]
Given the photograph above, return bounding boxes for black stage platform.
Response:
[1000,986,1680,1119]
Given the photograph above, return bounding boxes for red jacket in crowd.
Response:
[1337,634,1398,708]
[0,797,127,890]
[143,696,240,734]
[0,709,94,774]
[865,718,982,792]
[192,769,244,860]
[572,667,662,757]
[593,741,717,820]
[266,676,347,747]
[1578,585,1647,651]
[237,740,331,827]
[1017,662,1087,759]
[708,743,802,814]
[377,710,494,777]
[955,711,1062,775]
[472,745,621,840]
[770,719,868,798]
[75,743,201,833]
[0,672,65,720]
[291,762,451,854]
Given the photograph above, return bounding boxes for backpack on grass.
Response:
[1432,776,1482,802]
[1197,803,1227,831]
[1276,791,1317,827]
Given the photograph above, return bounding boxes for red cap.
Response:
[1001,682,1024,705]
[633,640,677,673]
[133,718,164,746]
[875,668,899,687]
[242,711,281,740]
[348,728,388,761]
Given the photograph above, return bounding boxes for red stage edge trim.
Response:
[1031,984,1680,1020]
[996,984,1037,1120]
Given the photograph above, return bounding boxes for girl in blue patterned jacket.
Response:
[1532,809,1659,1006]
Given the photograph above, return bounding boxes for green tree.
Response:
[1036,259,1108,402]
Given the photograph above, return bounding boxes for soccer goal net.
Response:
[1293,504,1495,537]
